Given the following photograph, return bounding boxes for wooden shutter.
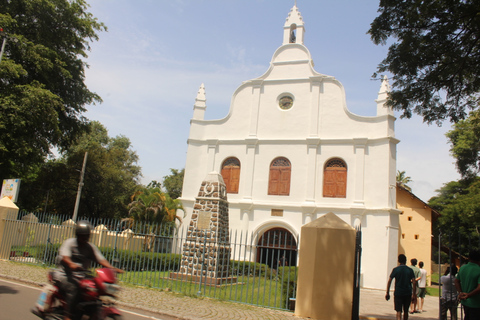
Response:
[221,158,240,194]
[323,168,337,197]
[268,168,281,195]
[279,168,291,195]
[335,168,347,197]
[323,159,347,198]
[268,158,291,196]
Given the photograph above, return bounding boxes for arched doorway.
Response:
[256,227,297,269]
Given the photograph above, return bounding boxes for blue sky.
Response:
[83,0,459,202]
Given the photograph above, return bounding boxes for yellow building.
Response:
[397,184,439,284]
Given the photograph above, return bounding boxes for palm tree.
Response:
[148,193,184,236]
[128,187,165,224]
[163,193,185,223]
[396,170,412,192]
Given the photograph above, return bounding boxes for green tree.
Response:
[396,170,412,192]
[429,178,480,254]
[128,186,184,224]
[163,193,185,224]
[446,110,480,178]
[368,0,480,124]
[162,168,184,199]
[18,121,142,219]
[128,187,165,224]
[0,0,106,178]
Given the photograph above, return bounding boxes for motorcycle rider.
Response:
[56,220,123,320]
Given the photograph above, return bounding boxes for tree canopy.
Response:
[162,168,184,199]
[18,121,141,219]
[429,178,480,253]
[368,0,480,124]
[0,0,106,178]
[447,109,480,178]
[128,186,184,225]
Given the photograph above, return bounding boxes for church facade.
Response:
[180,5,400,290]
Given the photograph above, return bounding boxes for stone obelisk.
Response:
[171,172,235,285]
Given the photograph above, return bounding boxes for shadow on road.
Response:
[0,285,19,294]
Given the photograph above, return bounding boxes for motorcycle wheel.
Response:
[107,315,123,320]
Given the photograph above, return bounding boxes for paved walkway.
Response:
[0,260,440,320]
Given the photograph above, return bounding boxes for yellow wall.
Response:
[397,188,433,284]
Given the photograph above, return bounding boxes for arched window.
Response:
[221,157,240,194]
[289,24,297,43]
[268,157,291,196]
[256,228,297,269]
[323,158,347,198]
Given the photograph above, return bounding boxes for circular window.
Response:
[278,95,294,110]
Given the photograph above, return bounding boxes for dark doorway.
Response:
[256,228,297,269]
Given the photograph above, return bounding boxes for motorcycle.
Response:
[32,267,123,320]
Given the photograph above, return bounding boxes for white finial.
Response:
[376,75,393,116]
[196,83,206,101]
[378,75,390,95]
[193,83,207,120]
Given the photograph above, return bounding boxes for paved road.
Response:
[0,278,175,320]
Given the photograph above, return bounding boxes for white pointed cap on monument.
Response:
[204,171,225,185]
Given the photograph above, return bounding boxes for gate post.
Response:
[0,197,19,259]
[295,212,356,320]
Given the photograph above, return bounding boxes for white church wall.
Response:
[179,4,399,291]
[359,211,399,289]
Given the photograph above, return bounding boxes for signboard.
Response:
[1,179,21,202]
[197,211,212,230]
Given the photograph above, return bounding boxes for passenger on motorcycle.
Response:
[56,220,123,320]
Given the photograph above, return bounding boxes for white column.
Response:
[242,138,258,201]
[248,81,263,137]
[305,138,320,202]
[309,78,322,137]
[353,138,367,206]
[206,140,218,173]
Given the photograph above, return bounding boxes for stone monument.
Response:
[171,172,235,285]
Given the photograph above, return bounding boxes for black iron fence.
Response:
[1,211,298,311]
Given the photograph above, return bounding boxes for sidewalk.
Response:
[0,260,439,320]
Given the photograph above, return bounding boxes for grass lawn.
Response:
[119,270,292,309]
[427,272,440,297]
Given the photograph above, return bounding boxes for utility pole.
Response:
[72,152,88,222]
[0,28,7,63]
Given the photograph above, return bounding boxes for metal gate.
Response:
[352,227,362,320]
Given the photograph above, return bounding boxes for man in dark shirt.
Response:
[57,221,122,320]
[386,254,417,320]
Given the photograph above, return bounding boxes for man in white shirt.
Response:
[417,261,428,312]
[441,265,458,320]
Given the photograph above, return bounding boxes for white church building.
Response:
[180,4,400,290]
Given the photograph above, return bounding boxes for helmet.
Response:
[75,220,92,237]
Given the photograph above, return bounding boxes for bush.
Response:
[33,244,181,272]
[228,260,273,278]
[35,243,61,266]
[101,247,181,272]
[278,266,298,309]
